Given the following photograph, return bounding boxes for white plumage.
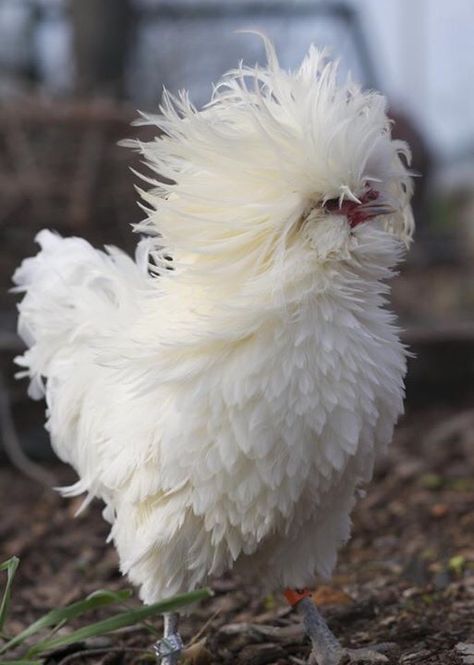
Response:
[13,39,414,607]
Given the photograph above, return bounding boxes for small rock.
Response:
[455,642,474,664]
[431,503,448,518]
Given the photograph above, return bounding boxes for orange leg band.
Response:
[284,588,313,606]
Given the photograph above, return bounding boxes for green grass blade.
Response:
[0,557,20,634]
[0,660,43,665]
[0,589,132,655]
[27,588,212,657]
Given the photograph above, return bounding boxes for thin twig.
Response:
[187,608,221,647]
[0,370,57,488]
[57,646,154,664]
[142,620,162,638]
[218,621,304,643]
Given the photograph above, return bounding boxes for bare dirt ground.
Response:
[1,407,473,665]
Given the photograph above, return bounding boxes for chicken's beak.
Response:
[358,199,397,219]
[350,189,397,227]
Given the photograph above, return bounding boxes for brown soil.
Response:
[1,407,473,665]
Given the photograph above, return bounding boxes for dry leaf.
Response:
[312,586,353,607]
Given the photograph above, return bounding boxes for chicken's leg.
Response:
[153,612,183,664]
[287,591,394,665]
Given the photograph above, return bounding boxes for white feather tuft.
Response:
[127,35,414,290]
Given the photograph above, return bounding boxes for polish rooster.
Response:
[13,37,414,665]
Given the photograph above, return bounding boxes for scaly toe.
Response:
[153,632,184,664]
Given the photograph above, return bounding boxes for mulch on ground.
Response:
[1,407,473,664]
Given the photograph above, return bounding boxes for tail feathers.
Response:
[13,229,150,399]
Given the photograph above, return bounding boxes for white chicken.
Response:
[13,38,414,665]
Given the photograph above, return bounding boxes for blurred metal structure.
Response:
[71,0,134,97]
[139,0,379,88]
[0,97,144,389]
[0,0,380,97]
[0,99,138,235]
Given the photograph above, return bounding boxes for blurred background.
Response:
[0,0,473,460]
